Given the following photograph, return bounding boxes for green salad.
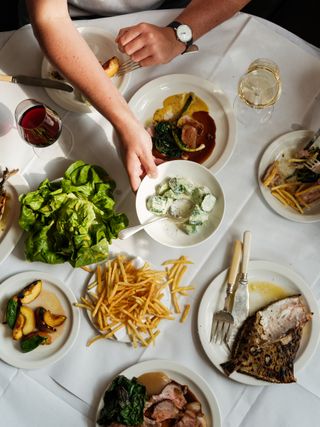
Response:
[19,160,128,268]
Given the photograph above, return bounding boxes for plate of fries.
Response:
[259,130,320,222]
[76,253,194,347]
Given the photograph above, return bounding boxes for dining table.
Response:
[1,8,320,427]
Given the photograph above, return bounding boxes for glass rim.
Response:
[15,99,56,130]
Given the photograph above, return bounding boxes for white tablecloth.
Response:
[0,10,320,427]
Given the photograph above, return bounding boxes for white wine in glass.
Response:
[234,58,281,126]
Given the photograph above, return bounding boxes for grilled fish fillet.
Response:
[221,295,312,383]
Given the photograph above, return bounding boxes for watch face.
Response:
[176,24,192,43]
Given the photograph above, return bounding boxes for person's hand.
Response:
[116,119,160,192]
[115,23,185,66]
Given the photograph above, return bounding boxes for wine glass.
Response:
[15,99,73,159]
[234,58,282,126]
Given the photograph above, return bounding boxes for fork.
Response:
[210,240,242,344]
[117,58,141,76]
[304,157,320,174]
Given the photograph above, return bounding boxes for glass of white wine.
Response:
[234,58,281,126]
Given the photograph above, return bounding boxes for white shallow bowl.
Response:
[128,73,236,174]
[135,160,225,248]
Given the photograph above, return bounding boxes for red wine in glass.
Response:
[16,99,62,147]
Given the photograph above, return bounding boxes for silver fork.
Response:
[210,240,242,344]
[304,157,320,174]
[117,58,141,76]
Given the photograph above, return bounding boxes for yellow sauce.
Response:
[248,281,289,313]
[137,372,171,396]
[153,92,208,124]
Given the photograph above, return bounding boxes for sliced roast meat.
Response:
[181,125,198,149]
[142,416,162,427]
[147,382,187,409]
[179,116,204,134]
[151,400,180,422]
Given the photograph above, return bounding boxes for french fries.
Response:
[261,160,319,214]
[76,255,194,347]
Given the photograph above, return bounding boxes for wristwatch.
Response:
[167,21,198,54]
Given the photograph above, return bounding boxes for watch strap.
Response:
[167,20,193,48]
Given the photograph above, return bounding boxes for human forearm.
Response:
[27,0,137,133]
[26,0,157,191]
[175,0,252,40]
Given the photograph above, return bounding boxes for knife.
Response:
[222,239,243,313]
[227,230,252,347]
[0,74,73,93]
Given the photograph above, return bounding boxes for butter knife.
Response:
[227,230,252,347]
[0,74,73,92]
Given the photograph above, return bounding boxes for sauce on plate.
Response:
[249,281,289,313]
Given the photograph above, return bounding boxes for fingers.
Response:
[126,151,143,192]
[125,146,158,192]
[141,153,157,179]
[116,24,143,53]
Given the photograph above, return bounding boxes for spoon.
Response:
[118,199,194,240]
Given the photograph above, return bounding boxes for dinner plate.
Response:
[95,359,222,427]
[0,271,80,369]
[128,74,236,173]
[136,160,225,248]
[198,260,320,386]
[85,255,171,343]
[258,129,320,222]
[41,26,130,113]
[0,172,29,264]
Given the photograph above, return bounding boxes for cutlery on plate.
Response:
[304,127,320,150]
[116,59,141,76]
[210,239,242,344]
[0,74,74,92]
[226,230,252,347]
[118,199,194,240]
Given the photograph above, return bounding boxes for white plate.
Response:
[0,271,80,369]
[136,160,225,248]
[128,74,236,173]
[86,255,171,343]
[0,173,29,264]
[258,129,320,222]
[41,26,130,113]
[95,359,222,427]
[198,260,320,386]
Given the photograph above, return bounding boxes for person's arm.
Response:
[26,0,157,191]
[116,0,252,66]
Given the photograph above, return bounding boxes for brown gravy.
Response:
[152,111,216,164]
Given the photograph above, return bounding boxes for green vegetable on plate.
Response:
[5,296,20,329]
[19,160,128,268]
[97,375,146,426]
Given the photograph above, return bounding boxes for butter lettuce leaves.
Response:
[19,160,128,267]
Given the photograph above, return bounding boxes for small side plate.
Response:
[0,271,80,369]
[0,173,29,264]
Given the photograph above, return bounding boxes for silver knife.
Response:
[0,74,73,92]
[227,230,252,348]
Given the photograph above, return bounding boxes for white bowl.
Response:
[135,160,225,248]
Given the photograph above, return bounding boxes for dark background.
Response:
[0,0,319,48]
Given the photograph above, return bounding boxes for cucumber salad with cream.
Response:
[146,176,216,234]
